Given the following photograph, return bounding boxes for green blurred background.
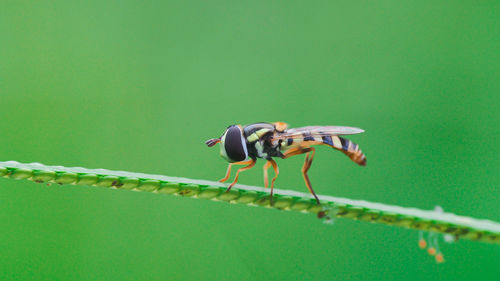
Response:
[1,0,499,280]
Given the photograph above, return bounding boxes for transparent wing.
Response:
[271,126,364,140]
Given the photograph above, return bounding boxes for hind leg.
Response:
[301,148,320,204]
[282,146,320,204]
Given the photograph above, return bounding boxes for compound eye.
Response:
[224,126,248,162]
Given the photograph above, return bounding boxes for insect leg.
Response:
[268,159,279,205]
[219,159,254,183]
[282,146,320,204]
[263,161,271,188]
[301,147,320,204]
[219,164,233,183]
[282,146,308,159]
[227,159,256,192]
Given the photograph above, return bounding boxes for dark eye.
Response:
[225,126,247,162]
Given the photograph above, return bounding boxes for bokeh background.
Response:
[1,1,499,280]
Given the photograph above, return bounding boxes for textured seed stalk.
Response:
[0,161,499,245]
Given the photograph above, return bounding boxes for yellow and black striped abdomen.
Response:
[323,135,366,166]
[280,134,366,166]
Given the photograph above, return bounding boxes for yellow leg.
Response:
[282,146,308,159]
[268,159,279,205]
[263,159,280,204]
[301,147,319,204]
[282,146,320,204]
[263,161,269,188]
[227,159,256,192]
[219,164,233,183]
[263,161,272,188]
[219,159,254,183]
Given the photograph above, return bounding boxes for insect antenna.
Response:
[205,138,220,147]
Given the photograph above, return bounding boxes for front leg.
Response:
[226,159,257,192]
[219,164,233,183]
[219,159,254,183]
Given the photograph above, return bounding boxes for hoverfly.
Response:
[205,122,366,204]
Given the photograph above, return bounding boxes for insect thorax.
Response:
[243,123,283,159]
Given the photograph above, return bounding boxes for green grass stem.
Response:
[1,160,499,245]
